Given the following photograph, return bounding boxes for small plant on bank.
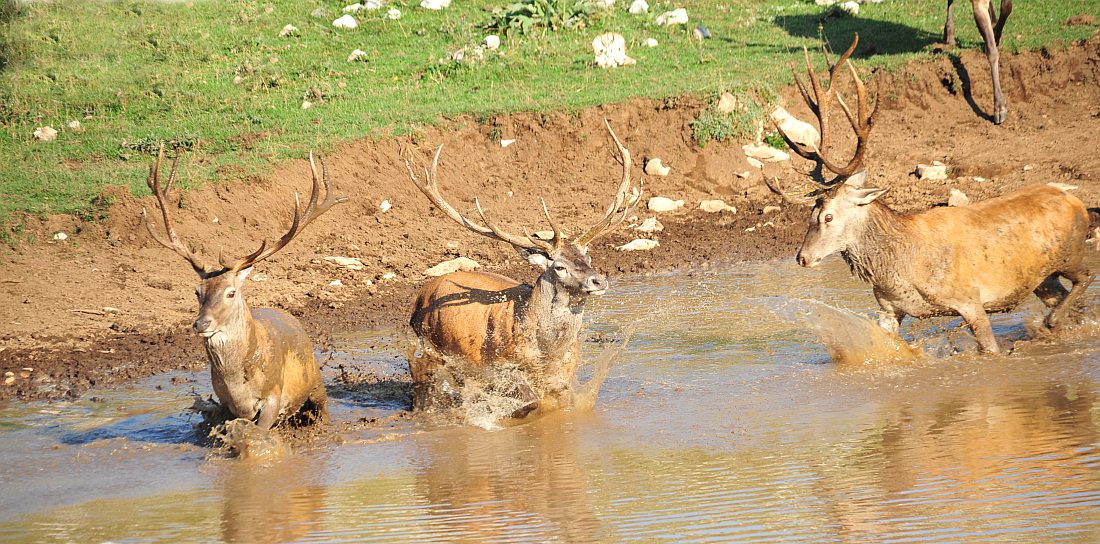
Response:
[487,0,599,34]
[690,93,765,148]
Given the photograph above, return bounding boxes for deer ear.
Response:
[848,187,888,206]
[526,252,551,270]
[236,266,253,283]
[843,170,868,188]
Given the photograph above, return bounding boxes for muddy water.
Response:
[2,258,1100,542]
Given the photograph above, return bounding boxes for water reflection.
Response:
[215,455,328,543]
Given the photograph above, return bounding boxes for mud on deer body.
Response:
[144,145,345,428]
[776,35,1091,355]
[405,120,642,418]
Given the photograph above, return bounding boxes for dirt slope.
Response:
[2,32,1100,401]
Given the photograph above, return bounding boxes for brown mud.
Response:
[2,33,1100,402]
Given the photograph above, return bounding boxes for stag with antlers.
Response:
[144,145,346,428]
[405,121,642,417]
[776,35,1090,354]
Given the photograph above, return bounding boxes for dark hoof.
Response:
[993,108,1007,125]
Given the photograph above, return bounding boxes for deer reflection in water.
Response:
[216,455,327,543]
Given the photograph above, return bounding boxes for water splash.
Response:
[769,297,922,364]
[210,419,290,461]
[571,325,636,411]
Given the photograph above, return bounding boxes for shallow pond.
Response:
[2,257,1099,542]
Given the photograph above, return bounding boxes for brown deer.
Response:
[945,0,1013,124]
[144,145,345,428]
[405,121,642,416]
[775,35,1091,354]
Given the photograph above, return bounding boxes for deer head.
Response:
[405,120,643,298]
[143,145,346,339]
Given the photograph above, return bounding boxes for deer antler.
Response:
[224,152,348,272]
[773,34,880,181]
[573,119,644,247]
[405,145,558,254]
[143,144,211,276]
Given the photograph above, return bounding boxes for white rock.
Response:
[382,272,397,280]
[279,24,299,37]
[1047,182,1078,192]
[617,238,660,251]
[742,144,790,162]
[1023,164,1034,171]
[67,120,81,130]
[500,139,515,147]
[385,7,401,19]
[746,157,764,169]
[310,7,327,18]
[647,196,685,212]
[629,0,649,14]
[332,14,358,29]
[329,279,344,287]
[656,8,689,25]
[839,1,860,15]
[635,217,664,233]
[420,0,450,10]
[947,188,969,207]
[301,100,312,109]
[916,161,947,181]
[593,32,636,68]
[699,200,737,213]
[594,0,615,7]
[645,158,670,176]
[343,3,363,13]
[33,126,57,142]
[762,205,782,214]
[233,75,244,85]
[425,256,481,277]
[364,0,384,9]
[483,35,501,50]
[323,256,365,271]
[815,0,837,5]
[379,200,392,213]
[717,92,746,114]
[735,170,751,178]
[53,232,68,241]
[347,48,369,62]
[770,106,819,149]
[643,37,658,47]
[973,176,987,182]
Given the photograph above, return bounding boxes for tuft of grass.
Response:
[1,0,1097,227]
[691,91,767,147]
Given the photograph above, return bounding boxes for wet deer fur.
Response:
[776,35,1091,354]
[405,121,642,415]
[144,146,345,428]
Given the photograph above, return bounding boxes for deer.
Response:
[144,145,345,429]
[404,121,642,417]
[944,0,1013,124]
[774,35,1091,355]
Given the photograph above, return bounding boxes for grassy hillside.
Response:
[1,0,1097,230]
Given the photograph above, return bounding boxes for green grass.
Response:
[1,0,1097,227]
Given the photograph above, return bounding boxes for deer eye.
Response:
[225,289,236,299]
[554,264,567,272]
[824,214,834,223]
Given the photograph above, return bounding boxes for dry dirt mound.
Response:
[2,34,1100,401]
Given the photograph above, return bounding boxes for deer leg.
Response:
[1046,269,1093,330]
[874,297,906,334]
[994,0,1012,45]
[255,394,281,430]
[957,303,999,354]
[944,0,957,46]
[973,1,1007,124]
[1034,274,1069,309]
[308,384,329,425]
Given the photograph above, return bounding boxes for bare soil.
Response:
[3,33,1100,402]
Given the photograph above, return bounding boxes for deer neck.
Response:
[203,302,261,377]
[521,273,586,363]
[841,201,911,285]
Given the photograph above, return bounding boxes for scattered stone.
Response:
[233,75,244,85]
[420,0,450,9]
[762,205,782,215]
[310,7,328,18]
[34,126,57,142]
[332,14,358,29]
[379,200,392,213]
[643,38,658,47]
[1047,182,1078,192]
[329,279,344,287]
[735,170,751,178]
[635,217,664,233]
[656,8,688,25]
[279,24,300,37]
[594,0,615,7]
[500,139,515,147]
[483,35,501,50]
[645,158,670,176]
[52,232,68,241]
[770,106,819,149]
[532,230,555,241]
[347,49,369,62]
[1023,164,1034,171]
[916,160,947,181]
[947,188,969,207]
[301,100,312,109]
[382,272,397,280]
[699,200,737,213]
[3,373,13,386]
[815,0,837,5]
[617,238,660,251]
[693,26,711,40]
[593,32,636,68]
[251,272,269,282]
[323,256,365,271]
[629,0,649,14]
[717,92,746,114]
[743,144,789,162]
[385,7,401,19]
[343,3,363,13]
[364,0,384,9]
[973,176,987,182]
[746,157,764,169]
[647,196,685,212]
[425,256,481,277]
[67,120,82,130]
[839,1,859,15]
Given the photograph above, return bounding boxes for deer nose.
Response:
[585,275,608,294]
[193,317,212,333]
